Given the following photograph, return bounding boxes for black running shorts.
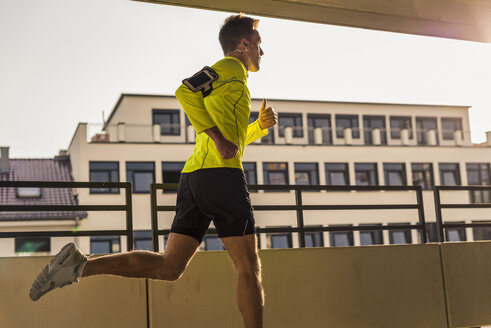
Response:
[170,168,255,243]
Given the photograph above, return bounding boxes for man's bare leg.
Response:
[221,234,264,328]
[82,233,199,281]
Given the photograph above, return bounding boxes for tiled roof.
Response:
[0,156,87,221]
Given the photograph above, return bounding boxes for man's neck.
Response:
[227,53,250,71]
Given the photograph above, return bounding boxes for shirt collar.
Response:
[224,56,249,78]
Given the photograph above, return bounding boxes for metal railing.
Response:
[151,183,426,252]
[434,185,491,242]
[0,181,134,250]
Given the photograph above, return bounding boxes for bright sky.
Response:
[1,0,491,158]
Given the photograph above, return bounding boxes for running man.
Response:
[30,14,277,328]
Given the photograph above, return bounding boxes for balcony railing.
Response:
[151,183,427,252]
[0,181,134,249]
[434,185,491,242]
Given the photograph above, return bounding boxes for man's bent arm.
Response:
[244,120,269,145]
[204,126,239,160]
[175,84,216,133]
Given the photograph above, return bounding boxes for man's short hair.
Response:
[219,14,259,56]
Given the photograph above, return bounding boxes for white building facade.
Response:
[62,94,491,254]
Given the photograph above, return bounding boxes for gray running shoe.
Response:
[29,242,89,301]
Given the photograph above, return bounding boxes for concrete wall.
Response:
[2,242,491,327]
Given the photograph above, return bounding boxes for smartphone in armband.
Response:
[182,66,219,95]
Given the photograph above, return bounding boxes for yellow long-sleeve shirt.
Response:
[175,57,268,173]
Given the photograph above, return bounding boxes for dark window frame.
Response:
[325,163,350,186]
[294,162,319,186]
[152,109,181,136]
[466,163,491,203]
[439,163,461,186]
[390,116,413,140]
[204,235,225,251]
[384,163,407,186]
[268,226,293,249]
[134,230,153,251]
[445,222,466,242]
[388,223,412,245]
[126,162,155,194]
[411,163,434,190]
[89,161,120,194]
[329,224,354,247]
[355,163,379,186]
[305,226,324,248]
[90,235,121,254]
[161,161,185,193]
[441,117,463,140]
[416,116,438,145]
[359,224,384,246]
[278,113,304,138]
[363,115,387,145]
[307,114,332,145]
[263,162,289,190]
[335,115,360,139]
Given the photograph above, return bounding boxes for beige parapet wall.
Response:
[1,243,491,328]
[441,242,491,328]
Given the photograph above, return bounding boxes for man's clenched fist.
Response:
[258,99,278,130]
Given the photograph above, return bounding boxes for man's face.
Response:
[247,31,264,72]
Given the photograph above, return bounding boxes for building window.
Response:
[445,223,466,242]
[389,224,412,244]
[330,225,354,247]
[467,163,491,203]
[204,235,225,251]
[412,163,434,190]
[335,115,360,139]
[416,117,438,145]
[355,163,378,186]
[162,162,185,193]
[126,162,155,194]
[305,227,324,247]
[439,163,461,186]
[472,221,491,241]
[89,161,120,194]
[90,236,121,254]
[271,234,292,248]
[15,237,50,254]
[363,116,387,145]
[250,111,274,144]
[294,163,319,185]
[390,116,413,139]
[243,162,257,186]
[441,117,463,140]
[359,224,384,245]
[152,109,180,136]
[16,187,42,198]
[278,113,303,138]
[268,228,293,249]
[307,114,332,144]
[384,163,407,186]
[426,223,438,242]
[263,162,289,185]
[134,230,153,251]
[325,163,349,185]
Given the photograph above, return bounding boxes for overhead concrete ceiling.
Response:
[135,0,491,43]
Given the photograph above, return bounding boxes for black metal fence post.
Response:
[433,187,445,242]
[124,183,134,251]
[150,184,159,252]
[416,186,427,243]
[295,189,306,248]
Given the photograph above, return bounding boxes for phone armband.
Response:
[182,66,218,97]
